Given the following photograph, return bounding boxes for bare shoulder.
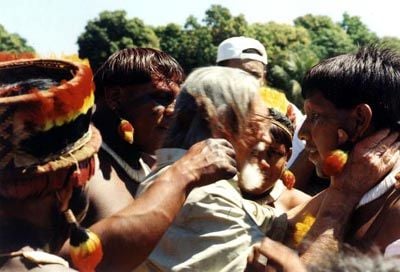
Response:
[82,157,134,227]
[277,188,311,212]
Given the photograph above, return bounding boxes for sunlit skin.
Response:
[117,79,180,154]
[298,92,354,178]
[230,97,272,172]
[245,141,291,193]
[223,59,266,86]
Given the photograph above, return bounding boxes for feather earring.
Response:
[281,169,296,190]
[64,209,103,272]
[118,119,134,144]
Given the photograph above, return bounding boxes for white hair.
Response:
[164,66,260,148]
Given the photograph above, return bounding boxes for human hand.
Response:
[172,138,237,188]
[331,129,400,197]
[246,237,306,272]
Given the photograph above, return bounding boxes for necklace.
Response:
[101,142,150,183]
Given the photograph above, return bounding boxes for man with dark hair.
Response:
[85,48,185,225]
[298,46,400,257]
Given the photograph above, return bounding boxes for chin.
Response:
[239,162,273,194]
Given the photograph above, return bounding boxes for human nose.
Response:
[259,159,270,171]
[298,118,309,142]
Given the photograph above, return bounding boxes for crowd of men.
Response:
[1,36,400,272]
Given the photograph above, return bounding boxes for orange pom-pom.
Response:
[282,169,296,190]
[70,226,103,272]
[322,149,348,176]
[118,119,134,144]
[65,209,103,272]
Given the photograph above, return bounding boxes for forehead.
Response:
[251,98,272,143]
[303,91,337,112]
[119,79,180,96]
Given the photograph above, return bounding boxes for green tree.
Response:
[294,14,356,59]
[157,16,215,73]
[0,24,34,53]
[250,22,318,108]
[204,5,250,45]
[340,13,378,47]
[77,10,159,71]
[379,36,400,52]
[157,5,251,73]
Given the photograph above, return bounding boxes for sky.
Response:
[1,0,400,56]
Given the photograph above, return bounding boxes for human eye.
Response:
[308,111,320,123]
[266,148,284,159]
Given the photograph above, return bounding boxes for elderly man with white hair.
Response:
[136,66,398,272]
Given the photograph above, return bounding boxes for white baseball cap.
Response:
[216,36,268,65]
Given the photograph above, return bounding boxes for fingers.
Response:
[366,132,399,160]
[380,142,400,166]
[250,238,306,272]
[356,129,391,151]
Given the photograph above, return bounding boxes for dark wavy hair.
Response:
[268,107,294,149]
[94,47,184,99]
[302,46,400,131]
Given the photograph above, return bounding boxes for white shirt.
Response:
[135,148,287,272]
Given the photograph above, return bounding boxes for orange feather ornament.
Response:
[65,209,103,272]
[322,149,348,176]
[118,119,134,144]
[282,169,296,190]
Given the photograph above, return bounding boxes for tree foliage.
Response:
[77,10,159,70]
[250,22,318,106]
[204,5,250,45]
[294,14,356,59]
[340,13,378,47]
[70,6,400,109]
[157,5,250,73]
[379,36,400,52]
[0,24,34,53]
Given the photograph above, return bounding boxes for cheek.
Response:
[311,126,340,158]
[271,159,286,179]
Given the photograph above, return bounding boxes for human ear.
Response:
[350,103,372,141]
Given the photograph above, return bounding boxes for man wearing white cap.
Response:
[217,36,268,85]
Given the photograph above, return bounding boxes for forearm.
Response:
[91,164,193,271]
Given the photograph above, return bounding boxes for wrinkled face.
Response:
[117,79,180,153]
[239,139,290,194]
[224,59,266,85]
[298,92,353,177]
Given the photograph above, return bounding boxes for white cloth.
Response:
[357,166,400,208]
[136,148,286,272]
[384,239,400,257]
[287,104,306,167]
